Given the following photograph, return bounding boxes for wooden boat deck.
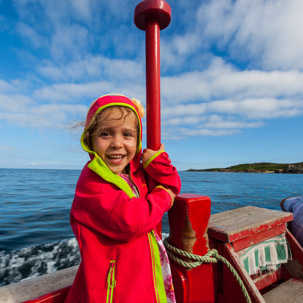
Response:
[0,266,77,303]
[208,206,293,245]
[263,278,303,303]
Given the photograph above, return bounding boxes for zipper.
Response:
[106,260,116,303]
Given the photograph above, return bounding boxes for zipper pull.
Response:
[106,261,116,288]
[106,260,116,303]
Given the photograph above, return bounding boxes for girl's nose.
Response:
[110,135,123,148]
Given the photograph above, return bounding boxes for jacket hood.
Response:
[81,94,143,183]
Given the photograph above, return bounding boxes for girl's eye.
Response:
[124,131,135,137]
[100,132,111,137]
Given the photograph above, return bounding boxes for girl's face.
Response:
[92,107,138,174]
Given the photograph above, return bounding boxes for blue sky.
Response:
[0,0,302,171]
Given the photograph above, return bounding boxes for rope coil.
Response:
[163,238,252,303]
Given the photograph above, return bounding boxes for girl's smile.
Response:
[92,107,138,174]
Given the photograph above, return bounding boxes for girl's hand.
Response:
[142,144,176,203]
[142,143,165,166]
[164,187,176,203]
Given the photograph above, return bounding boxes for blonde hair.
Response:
[131,98,145,118]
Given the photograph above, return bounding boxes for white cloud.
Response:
[16,22,47,48]
[0,102,87,129]
[162,113,263,139]
[169,127,239,137]
[204,115,263,129]
[13,0,96,24]
[0,94,32,111]
[12,0,140,62]
[0,85,88,129]
[197,0,303,70]
[164,116,203,126]
[37,56,145,82]
[163,97,302,120]
[68,0,94,21]
[33,79,145,104]
[160,88,302,138]
[0,80,15,92]
[50,25,90,60]
[208,98,303,119]
[161,33,202,68]
[163,103,207,117]
[34,81,113,102]
[162,58,303,105]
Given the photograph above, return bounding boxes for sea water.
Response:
[0,168,302,286]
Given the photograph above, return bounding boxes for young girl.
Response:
[65,94,181,303]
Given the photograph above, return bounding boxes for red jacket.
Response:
[65,95,181,303]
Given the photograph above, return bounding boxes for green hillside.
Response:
[187,162,303,173]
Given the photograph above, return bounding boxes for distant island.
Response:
[187,162,303,174]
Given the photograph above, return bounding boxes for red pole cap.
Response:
[134,0,171,31]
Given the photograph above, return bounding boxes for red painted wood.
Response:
[134,0,172,236]
[168,195,211,255]
[209,213,293,244]
[283,228,303,281]
[22,286,70,303]
[253,269,282,291]
[170,265,188,302]
[228,215,292,243]
[285,228,303,264]
[219,243,264,303]
[168,195,215,302]
[232,224,287,252]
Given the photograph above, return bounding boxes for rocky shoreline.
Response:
[187,162,303,174]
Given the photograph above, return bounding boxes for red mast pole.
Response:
[134,0,171,236]
[135,4,215,303]
[145,20,161,148]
